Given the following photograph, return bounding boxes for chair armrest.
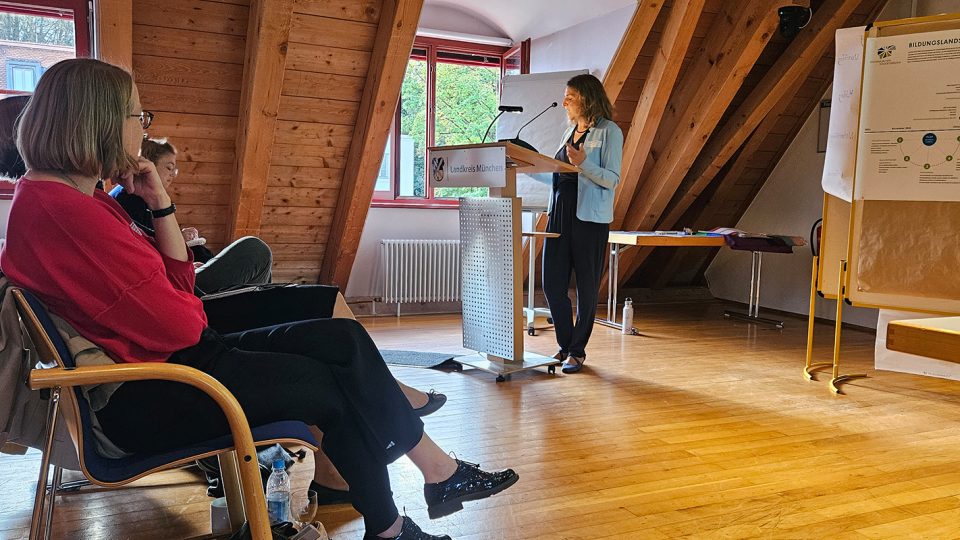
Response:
[29,363,273,540]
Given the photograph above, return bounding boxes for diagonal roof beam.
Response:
[319,0,424,288]
[658,0,861,231]
[616,0,789,283]
[604,0,666,104]
[612,0,705,229]
[227,0,295,239]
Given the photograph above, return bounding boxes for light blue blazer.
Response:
[531,117,623,224]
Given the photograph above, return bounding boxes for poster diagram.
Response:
[855,29,960,202]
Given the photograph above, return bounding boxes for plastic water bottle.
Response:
[621,297,634,335]
[265,458,291,524]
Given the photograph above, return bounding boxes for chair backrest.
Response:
[13,289,95,476]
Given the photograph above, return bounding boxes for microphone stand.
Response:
[481,111,506,144]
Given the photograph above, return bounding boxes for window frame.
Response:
[0,0,89,199]
[372,36,527,208]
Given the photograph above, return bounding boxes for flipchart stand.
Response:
[428,142,576,381]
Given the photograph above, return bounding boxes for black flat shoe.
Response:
[362,516,451,540]
[309,480,351,505]
[414,390,447,417]
[424,459,519,519]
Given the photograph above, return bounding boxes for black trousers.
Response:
[97,319,423,534]
[542,216,609,358]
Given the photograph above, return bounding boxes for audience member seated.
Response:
[0,95,449,505]
[0,95,28,181]
[0,58,518,540]
[111,137,272,295]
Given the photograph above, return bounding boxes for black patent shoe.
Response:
[362,516,451,540]
[414,390,447,417]
[424,459,519,519]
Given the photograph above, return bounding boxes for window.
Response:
[0,0,87,196]
[374,37,527,206]
[7,59,42,91]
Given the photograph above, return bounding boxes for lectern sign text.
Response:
[429,146,506,188]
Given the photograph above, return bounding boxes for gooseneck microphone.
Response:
[481,105,524,144]
[501,102,558,152]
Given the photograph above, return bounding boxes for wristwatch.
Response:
[149,203,176,218]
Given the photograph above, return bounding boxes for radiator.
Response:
[381,239,461,306]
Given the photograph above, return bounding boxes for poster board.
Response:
[816,193,850,299]
[845,15,960,315]
[497,70,587,208]
[821,26,867,202]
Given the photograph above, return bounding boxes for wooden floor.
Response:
[4,301,960,539]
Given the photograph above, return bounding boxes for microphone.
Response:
[501,102,558,152]
[481,105,523,144]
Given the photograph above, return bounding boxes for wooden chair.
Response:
[13,288,318,540]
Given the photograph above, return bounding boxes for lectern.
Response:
[428,142,577,380]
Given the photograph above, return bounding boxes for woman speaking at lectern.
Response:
[534,73,622,374]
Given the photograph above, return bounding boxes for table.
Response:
[602,232,726,334]
[522,230,560,335]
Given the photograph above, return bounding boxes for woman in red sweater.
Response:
[0,58,517,540]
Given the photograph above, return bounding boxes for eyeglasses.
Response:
[131,110,154,130]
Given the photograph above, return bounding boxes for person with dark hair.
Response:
[1,58,518,540]
[0,94,30,179]
[111,137,273,295]
[533,73,623,374]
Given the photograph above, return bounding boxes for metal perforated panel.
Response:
[460,198,517,360]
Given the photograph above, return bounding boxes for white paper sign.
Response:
[856,29,960,201]
[428,146,506,188]
[875,309,960,381]
[822,26,866,202]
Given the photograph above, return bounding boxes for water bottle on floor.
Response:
[622,297,634,335]
[265,458,291,524]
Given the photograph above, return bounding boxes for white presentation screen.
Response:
[497,70,587,209]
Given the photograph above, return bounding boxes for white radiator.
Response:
[381,239,461,305]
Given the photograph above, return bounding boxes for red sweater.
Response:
[1,180,207,363]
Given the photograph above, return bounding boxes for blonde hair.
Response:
[567,74,613,124]
[17,58,139,179]
[141,137,177,164]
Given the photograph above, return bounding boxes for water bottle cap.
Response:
[625,297,632,304]
[273,459,285,470]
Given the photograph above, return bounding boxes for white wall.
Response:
[344,207,461,298]
[418,4,506,38]
[704,0,960,329]
[529,4,635,79]
[704,101,880,328]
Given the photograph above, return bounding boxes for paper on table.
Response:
[821,26,865,202]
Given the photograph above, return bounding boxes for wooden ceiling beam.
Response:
[604,0,666,105]
[658,0,861,231]
[226,0,295,239]
[617,0,783,282]
[319,0,423,288]
[612,0,705,229]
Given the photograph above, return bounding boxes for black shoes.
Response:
[414,390,447,417]
[309,480,351,505]
[363,516,451,540]
[424,459,519,519]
